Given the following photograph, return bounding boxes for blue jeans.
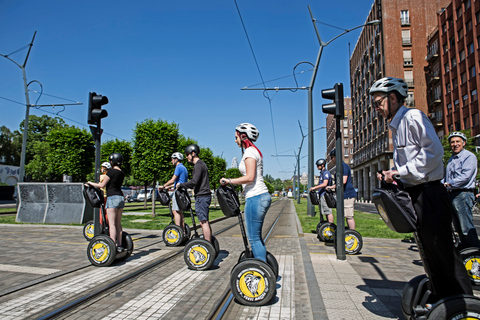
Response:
[450,190,480,248]
[244,192,271,262]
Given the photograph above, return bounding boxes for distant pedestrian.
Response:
[371,76,472,299]
[326,149,357,229]
[178,144,213,243]
[220,123,271,262]
[309,158,333,222]
[159,152,189,235]
[443,131,480,248]
[87,153,125,252]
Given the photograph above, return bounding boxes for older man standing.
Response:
[444,131,480,248]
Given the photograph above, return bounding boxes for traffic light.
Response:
[321,83,344,119]
[87,92,109,125]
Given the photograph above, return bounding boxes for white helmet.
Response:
[171,152,184,161]
[369,77,408,98]
[448,131,467,142]
[235,123,259,142]
[101,162,111,169]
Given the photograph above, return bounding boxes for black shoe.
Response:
[117,246,125,253]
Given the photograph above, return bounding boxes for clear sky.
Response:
[0,0,374,181]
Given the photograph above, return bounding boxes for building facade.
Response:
[349,0,451,201]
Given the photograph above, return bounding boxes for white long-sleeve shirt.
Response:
[389,105,445,187]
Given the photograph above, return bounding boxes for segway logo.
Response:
[237,269,268,300]
[377,205,389,224]
[464,256,480,284]
[345,235,358,251]
[166,230,179,243]
[188,245,210,267]
[92,242,110,262]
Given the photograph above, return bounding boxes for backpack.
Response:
[216,184,241,217]
[324,189,337,208]
[309,190,319,205]
[157,189,170,206]
[175,187,191,211]
[83,185,104,208]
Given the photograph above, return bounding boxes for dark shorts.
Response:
[195,196,211,222]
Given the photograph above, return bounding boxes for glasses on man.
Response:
[372,95,388,108]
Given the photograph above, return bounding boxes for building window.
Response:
[470,65,476,78]
[447,82,451,93]
[458,28,464,40]
[466,20,473,33]
[401,10,410,25]
[450,36,456,48]
[443,43,448,54]
[403,50,412,65]
[465,117,470,129]
[468,42,474,55]
[461,72,467,84]
[471,89,477,101]
[445,61,450,73]
[453,77,458,89]
[344,148,349,156]
[474,113,479,126]
[402,30,411,45]
[455,99,460,110]
[463,93,469,105]
[460,49,466,61]
[452,56,457,68]
[466,0,471,9]
[448,103,452,114]
[443,24,447,33]
[455,121,461,130]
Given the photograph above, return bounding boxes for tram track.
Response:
[25,199,287,320]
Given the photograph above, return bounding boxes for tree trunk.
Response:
[151,178,156,217]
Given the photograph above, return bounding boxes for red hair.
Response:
[237,132,263,158]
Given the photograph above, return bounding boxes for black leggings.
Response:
[406,182,472,299]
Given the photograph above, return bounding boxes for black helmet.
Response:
[185,144,200,156]
[316,159,326,166]
[109,153,123,166]
[329,149,336,157]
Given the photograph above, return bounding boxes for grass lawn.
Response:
[293,197,414,240]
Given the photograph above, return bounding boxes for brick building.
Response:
[349,0,451,201]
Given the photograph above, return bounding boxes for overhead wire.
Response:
[233,0,285,173]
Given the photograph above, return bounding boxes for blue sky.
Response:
[0,0,374,180]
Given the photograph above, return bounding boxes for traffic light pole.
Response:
[334,117,345,261]
[90,121,102,237]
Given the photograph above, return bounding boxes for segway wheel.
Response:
[87,235,116,267]
[344,229,363,254]
[162,224,185,246]
[211,236,220,259]
[318,223,336,242]
[230,259,276,306]
[83,220,94,241]
[184,239,215,270]
[266,252,279,279]
[184,224,191,240]
[427,295,480,319]
[461,248,480,285]
[117,231,134,260]
[401,275,430,320]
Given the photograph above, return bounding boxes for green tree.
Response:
[177,135,197,179]
[224,168,242,192]
[46,126,95,181]
[101,139,133,177]
[264,174,275,185]
[0,126,21,165]
[25,140,50,181]
[265,181,274,194]
[131,119,179,211]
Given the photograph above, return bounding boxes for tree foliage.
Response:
[101,139,133,177]
[46,126,95,181]
[0,126,21,165]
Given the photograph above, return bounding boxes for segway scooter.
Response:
[310,190,336,242]
[216,184,277,306]
[372,176,480,319]
[175,187,219,270]
[158,188,191,246]
[83,185,134,267]
[310,190,363,254]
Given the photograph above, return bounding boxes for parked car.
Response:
[137,188,154,202]
[126,193,138,202]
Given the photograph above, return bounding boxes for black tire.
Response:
[87,235,117,267]
[461,248,480,286]
[212,236,220,259]
[266,251,279,279]
[427,295,480,319]
[316,222,324,239]
[230,259,276,306]
[401,275,429,320]
[162,224,185,246]
[83,220,94,241]
[118,232,134,260]
[318,223,336,242]
[344,229,363,255]
[184,239,216,270]
[184,224,191,240]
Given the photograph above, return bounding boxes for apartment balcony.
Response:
[427,95,442,107]
[426,51,439,62]
[403,58,413,67]
[405,79,415,88]
[402,37,412,46]
[427,73,440,84]
[401,18,411,26]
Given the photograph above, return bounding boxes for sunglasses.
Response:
[372,95,388,108]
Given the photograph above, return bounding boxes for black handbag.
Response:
[216,184,241,217]
[324,190,337,208]
[157,189,170,206]
[372,179,417,233]
[309,190,319,205]
[175,187,191,211]
[83,185,104,208]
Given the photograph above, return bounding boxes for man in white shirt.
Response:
[371,77,472,300]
